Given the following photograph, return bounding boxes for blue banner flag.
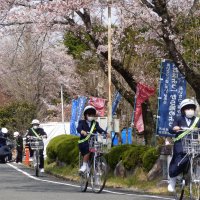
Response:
[70,99,78,135]
[70,96,87,135]
[76,96,87,122]
[156,60,186,137]
[112,92,122,116]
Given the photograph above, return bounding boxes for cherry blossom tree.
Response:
[0,27,84,117]
[0,0,199,142]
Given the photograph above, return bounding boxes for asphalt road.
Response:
[0,163,174,200]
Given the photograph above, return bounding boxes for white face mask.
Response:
[33,125,39,129]
[185,109,195,118]
[87,117,95,122]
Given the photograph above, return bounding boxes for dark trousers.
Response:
[169,140,189,177]
[39,149,44,169]
[16,150,23,163]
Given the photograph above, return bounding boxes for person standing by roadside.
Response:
[14,131,23,164]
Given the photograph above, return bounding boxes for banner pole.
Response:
[154,60,164,146]
[131,94,137,143]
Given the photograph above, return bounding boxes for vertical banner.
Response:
[70,99,78,135]
[112,92,122,116]
[88,97,106,117]
[156,60,186,136]
[70,96,87,135]
[76,96,88,123]
[134,83,155,133]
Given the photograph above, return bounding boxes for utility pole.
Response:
[107,3,112,134]
[61,84,64,123]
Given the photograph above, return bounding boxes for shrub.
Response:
[46,134,67,162]
[56,136,79,166]
[105,144,132,170]
[142,147,159,172]
[122,145,148,170]
[46,134,79,166]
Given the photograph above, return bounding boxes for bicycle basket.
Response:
[181,131,200,155]
[89,135,109,154]
[30,139,44,150]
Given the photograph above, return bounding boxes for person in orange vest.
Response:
[26,119,47,173]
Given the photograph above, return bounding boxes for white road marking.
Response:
[7,163,174,200]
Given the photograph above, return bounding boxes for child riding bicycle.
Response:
[168,98,200,192]
[77,106,108,173]
[26,119,47,173]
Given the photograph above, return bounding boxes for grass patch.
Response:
[45,162,79,181]
[45,162,170,196]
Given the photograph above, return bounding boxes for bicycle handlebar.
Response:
[26,136,45,141]
[176,128,200,133]
[87,132,107,138]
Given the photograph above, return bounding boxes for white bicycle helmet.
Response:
[31,119,40,125]
[83,105,96,115]
[180,99,196,111]
[1,127,8,134]
[13,131,19,137]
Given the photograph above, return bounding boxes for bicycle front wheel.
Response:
[33,151,39,177]
[190,157,200,200]
[174,177,186,200]
[80,172,88,192]
[91,156,108,193]
[79,153,88,192]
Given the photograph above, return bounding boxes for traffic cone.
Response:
[24,146,30,166]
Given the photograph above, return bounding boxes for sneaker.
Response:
[168,177,176,192]
[79,165,87,173]
[40,168,45,173]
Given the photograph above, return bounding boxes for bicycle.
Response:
[79,133,109,193]
[29,136,44,177]
[174,129,200,200]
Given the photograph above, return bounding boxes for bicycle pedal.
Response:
[79,171,87,177]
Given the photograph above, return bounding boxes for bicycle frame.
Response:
[174,129,200,200]
[79,134,108,193]
[29,137,44,177]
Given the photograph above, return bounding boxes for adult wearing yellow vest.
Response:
[26,119,47,173]
[77,106,107,173]
[168,99,200,192]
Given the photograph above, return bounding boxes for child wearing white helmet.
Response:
[0,127,8,138]
[77,105,108,173]
[168,98,200,192]
[26,119,47,172]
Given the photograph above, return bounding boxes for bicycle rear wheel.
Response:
[190,157,200,200]
[91,156,108,193]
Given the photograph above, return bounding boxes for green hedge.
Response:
[46,134,79,167]
[122,145,148,170]
[47,135,159,172]
[105,144,159,172]
[142,147,160,171]
[105,144,132,170]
